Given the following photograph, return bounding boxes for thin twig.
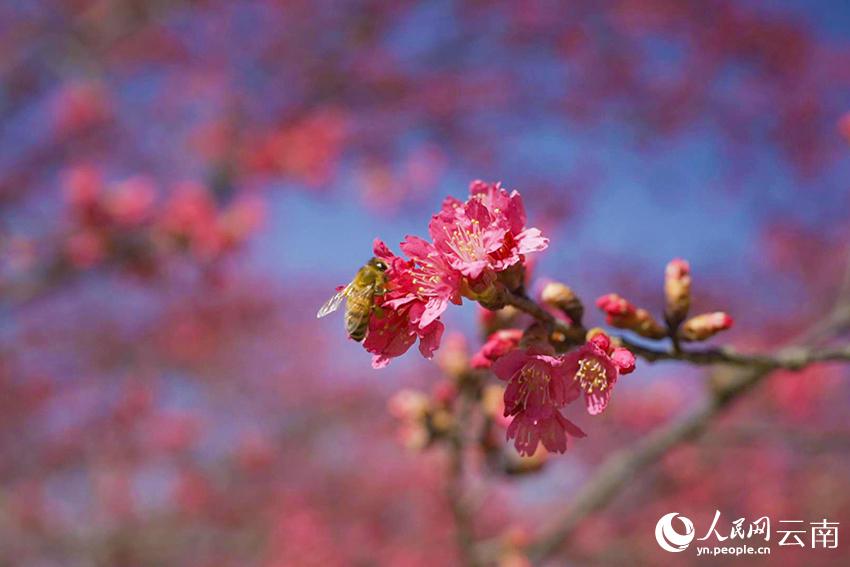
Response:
[500,288,850,564]
[503,290,850,370]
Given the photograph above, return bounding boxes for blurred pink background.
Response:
[1,1,850,565]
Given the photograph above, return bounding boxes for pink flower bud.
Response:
[595,294,666,339]
[664,258,691,325]
[596,293,636,319]
[542,281,584,324]
[680,312,734,341]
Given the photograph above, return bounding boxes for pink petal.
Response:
[585,389,612,416]
[516,228,548,254]
[417,320,444,359]
[491,349,529,382]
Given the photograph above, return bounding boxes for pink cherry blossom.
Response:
[491,348,584,455]
[397,235,462,327]
[429,181,548,280]
[563,332,636,416]
[363,240,446,368]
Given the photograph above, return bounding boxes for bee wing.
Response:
[317,283,353,318]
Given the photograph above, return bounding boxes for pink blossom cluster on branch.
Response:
[324,181,736,458]
[59,166,264,276]
[364,181,547,368]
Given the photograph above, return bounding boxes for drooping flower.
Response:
[563,331,636,416]
[506,407,586,457]
[429,181,548,280]
[491,348,584,456]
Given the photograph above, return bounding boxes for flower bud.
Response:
[541,281,584,325]
[664,258,691,326]
[596,293,635,321]
[595,294,666,339]
[631,308,667,340]
[680,312,733,341]
[462,272,507,310]
[497,262,526,293]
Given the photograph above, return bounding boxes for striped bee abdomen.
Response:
[345,292,374,342]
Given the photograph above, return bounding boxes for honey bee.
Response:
[316,257,388,341]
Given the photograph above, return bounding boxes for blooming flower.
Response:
[429,181,548,280]
[563,331,636,415]
[397,235,462,327]
[363,240,446,368]
[491,348,584,456]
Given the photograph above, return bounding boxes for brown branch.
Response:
[500,288,850,563]
[503,291,850,370]
[525,367,763,563]
[446,389,481,567]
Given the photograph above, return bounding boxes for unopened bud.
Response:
[462,273,507,310]
[595,294,666,339]
[541,281,584,324]
[497,262,526,293]
[680,312,733,341]
[631,308,667,340]
[664,258,691,326]
[596,293,636,321]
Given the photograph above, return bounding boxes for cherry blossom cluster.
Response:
[489,329,635,456]
[360,183,738,458]
[365,180,548,368]
[60,166,263,275]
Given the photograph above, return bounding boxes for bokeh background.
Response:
[2,1,850,565]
